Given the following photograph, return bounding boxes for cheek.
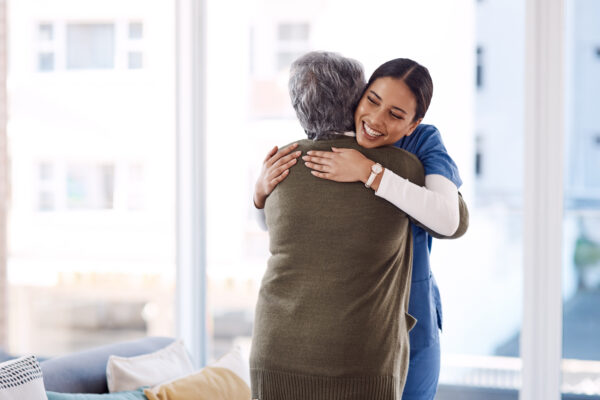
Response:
[389,123,411,140]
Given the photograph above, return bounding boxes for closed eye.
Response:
[367,95,379,105]
[391,113,404,120]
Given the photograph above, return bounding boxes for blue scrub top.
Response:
[394,124,462,349]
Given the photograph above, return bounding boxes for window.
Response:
[126,22,144,69]
[37,23,55,72]
[276,22,310,71]
[38,53,54,71]
[66,24,115,69]
[476,46,484,89]
[37,162,56,211]
[128,22,143,40]
[66,164,114,210]
[7,3,175,357]
[37,21,145,72]
[38,23,53,41]
[35,162,147,212]
[562,1,600,395]
[128,52,143,69]
[475,135,483,177]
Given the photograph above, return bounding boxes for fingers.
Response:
[303,161,329,173]
[272,150,301,171]
[306,150,335,158]
[269,157,298,178]
[302,155,332,166]
[270,169,289,186]
[310,170,331,180]
[266,143,300,167]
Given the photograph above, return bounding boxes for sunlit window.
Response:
[5,1,175,357]
[66,24,115,70]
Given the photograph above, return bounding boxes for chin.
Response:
[357,134,377,149]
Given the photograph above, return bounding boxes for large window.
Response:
[203,1,529,398]
[562,0,600,397]
[4,0,176,356]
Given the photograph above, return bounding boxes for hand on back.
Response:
[253,143,301,209]
[303,147,372,183]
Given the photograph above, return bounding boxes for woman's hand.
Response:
[254,143,301,209]
[303,147,373,183]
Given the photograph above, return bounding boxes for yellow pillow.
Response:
[143,366,250,400]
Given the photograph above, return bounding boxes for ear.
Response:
[405,118,423,137]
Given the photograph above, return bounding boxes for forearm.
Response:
[375,171,460,236]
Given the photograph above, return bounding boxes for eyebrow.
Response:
[368,90,408,114]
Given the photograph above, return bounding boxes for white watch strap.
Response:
[365,164,382,189]
[365,171,377,188]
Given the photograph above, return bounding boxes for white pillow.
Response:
[0,355,48,400]
[144,346,250,400]
[209,345,250,388]
[106,340,195,393]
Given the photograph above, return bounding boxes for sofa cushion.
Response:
[46,388,147,399]
[144,346,250,400]
[106,340,194,393]
[41,337,175,394]
[0,355,48,400]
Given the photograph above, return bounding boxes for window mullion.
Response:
[522,0,565,399]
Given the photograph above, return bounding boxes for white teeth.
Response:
[364,122,383,138]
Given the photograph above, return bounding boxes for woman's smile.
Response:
[361,121,385,139]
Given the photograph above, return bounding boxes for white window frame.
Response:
[522,0,565,399]
[175,0,570,393]
[175,0,207,368]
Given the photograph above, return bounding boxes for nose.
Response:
[370,106,387,128]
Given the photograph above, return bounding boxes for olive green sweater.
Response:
[250,137,426,400]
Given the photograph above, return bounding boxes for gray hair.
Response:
[288,51,365,140]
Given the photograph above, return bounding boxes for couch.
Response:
[1,336,175,394]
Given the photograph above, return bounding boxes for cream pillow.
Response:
[0,355,48,400]
[106,340,194,393]
[144,346,250,400]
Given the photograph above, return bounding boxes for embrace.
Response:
[250,51,469,400]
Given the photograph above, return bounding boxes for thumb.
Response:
[331,147,345,153]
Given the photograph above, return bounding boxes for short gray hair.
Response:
[289,51,365,140]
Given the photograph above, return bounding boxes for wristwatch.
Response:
[365,163,383,189]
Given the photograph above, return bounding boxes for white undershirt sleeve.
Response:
[254,204,268,231]
[375,170,460,236]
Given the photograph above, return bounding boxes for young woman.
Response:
[254,58,465,400]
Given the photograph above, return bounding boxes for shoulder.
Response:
[410,124,445,150]
[410,124,463,187]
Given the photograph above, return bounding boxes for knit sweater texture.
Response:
[250,137,426,400]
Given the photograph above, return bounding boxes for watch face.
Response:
[372,163,383,174]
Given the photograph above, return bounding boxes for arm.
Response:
[253,143,302,209]
[304,148,469,238]
[377,171,469,239]
[252,143,302,231]
[376,171,459,237]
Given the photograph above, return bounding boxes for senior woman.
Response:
[249,51,425,400]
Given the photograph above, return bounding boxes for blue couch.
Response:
[2,336,175,394]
